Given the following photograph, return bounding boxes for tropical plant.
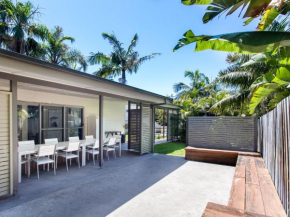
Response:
[174,6,290,115]
[88,33,161,84]
[41,26,87,71]
[173,70,210,101]
[245,53,290,114]
[173,70,234,115]
[0,0,48,55]
[181,0,290,30]
[174,30,290,54]
[208,53,270,115]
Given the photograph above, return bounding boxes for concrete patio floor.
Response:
[0,149,235,217]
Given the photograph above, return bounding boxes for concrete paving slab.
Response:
[0,153,234,217]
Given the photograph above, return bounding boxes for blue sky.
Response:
[30,0,258,97]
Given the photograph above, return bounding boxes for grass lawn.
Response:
[154,142,186,157]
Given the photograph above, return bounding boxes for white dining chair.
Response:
[18,140,35,177]
[85,135,95,160]
[103,137,117,160]
[86,140,103,165]
[85,135,94,141]
[113,135,122,157]
[31,144,56,179]
[44,138,59,169]
[69,136,80,142]
[58,142,81,171]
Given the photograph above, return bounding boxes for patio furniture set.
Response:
[18,135,122,182]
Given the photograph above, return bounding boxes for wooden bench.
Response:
[202,202,268,217]
[185,147,240,165]
[185,147,287,217]
[226,153,286,217]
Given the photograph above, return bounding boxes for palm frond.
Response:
[88,52,111,65]
[131,53,161,73]
[173,82,191,93]
[102,32,123,53]
[210,90,250,112]
[126,34,139,55]
[219,71,254,89]
[94,65,122,79]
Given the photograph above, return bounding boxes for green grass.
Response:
[154,142,186,157]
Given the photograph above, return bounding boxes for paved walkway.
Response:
[0,153,234,217]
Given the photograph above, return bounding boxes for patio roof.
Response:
[0,49,172,104]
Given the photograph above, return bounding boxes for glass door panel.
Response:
[17,105,40,144]
[41,106,64,143]
[65,107,83,140]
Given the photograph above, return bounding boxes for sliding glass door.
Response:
[41,106,64,143]
[65,107,83,140]
[18,103,84,144]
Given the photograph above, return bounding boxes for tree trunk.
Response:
[120,69,126,84]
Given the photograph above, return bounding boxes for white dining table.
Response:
[17,139,95,183]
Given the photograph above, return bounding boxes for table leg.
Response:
[119,143,121,157]
[18,153,22,183]
[82,145,86,166]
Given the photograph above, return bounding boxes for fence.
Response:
[186,116,257,151]
[258,97,290,215]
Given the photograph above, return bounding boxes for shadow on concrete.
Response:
[0,150,188,217]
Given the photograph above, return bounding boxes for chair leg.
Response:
[54,161,56,176]
[93,154,95,166]
[66,159,68,172]
[70,158,72,166]
[78,156,80,168]
[24,163,27,175]
[56,154,58,169]
[37,164,39,179]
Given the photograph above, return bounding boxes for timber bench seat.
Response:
[185,147,287,217]
[225,153,286,217]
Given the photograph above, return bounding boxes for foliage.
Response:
[41,26,87,71]
[0,0,87,72]
[174,3,290,115]
[181,0,290,30]
[173,70,209,101]
[174,30,290,54]
[173,69,231,116]
[88,33,160,84]
[0,0,48,55]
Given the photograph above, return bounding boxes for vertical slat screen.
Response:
[128,108,141,151]
[0,92,11,197]
[258,97,289,215]
[141,104,152,155]
[186,117,256,151]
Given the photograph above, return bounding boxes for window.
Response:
[18,104,83,144]
[41,106,64,143]
[65,107,83,140]
[17,104,40,144]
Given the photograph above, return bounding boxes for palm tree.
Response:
[41,26,87,71]
[0,0,48,55]
[173,70,210,101]
[208,53,269,115]
[88,33,160,84]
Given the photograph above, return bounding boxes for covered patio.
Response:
[0,153,235,217]
[0,49,180,198]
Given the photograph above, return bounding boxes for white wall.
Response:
[104,99,127,134]
[17,88,127,137]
